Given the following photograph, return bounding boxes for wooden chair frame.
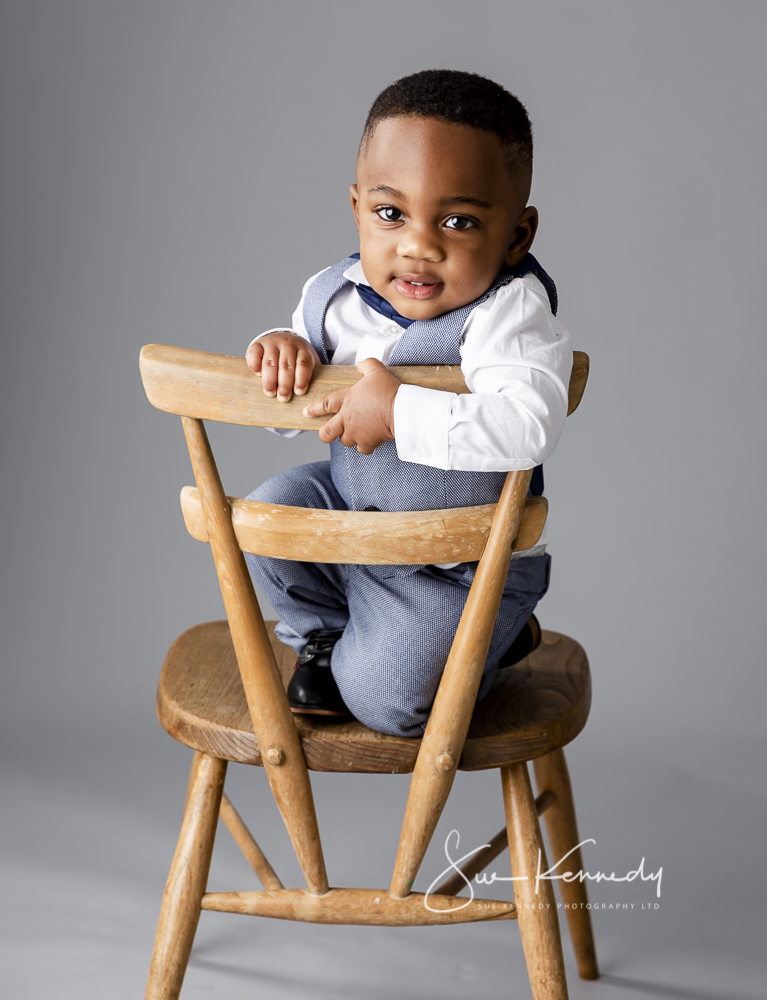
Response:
[139,344,597,1000]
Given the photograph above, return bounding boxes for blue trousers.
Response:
[246,462,550,738]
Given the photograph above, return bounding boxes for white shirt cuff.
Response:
[393,384,454,468]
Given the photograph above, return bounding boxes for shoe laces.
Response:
[297,631,343,665]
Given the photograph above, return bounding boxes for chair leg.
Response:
[501,762,568,1000]
[145,752,227,1000]
[533,749,599,980]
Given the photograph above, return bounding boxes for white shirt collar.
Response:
[342,260,370,287]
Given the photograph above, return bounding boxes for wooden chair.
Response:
[139,344,597,1000]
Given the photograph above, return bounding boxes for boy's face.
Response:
[351,115,537,321]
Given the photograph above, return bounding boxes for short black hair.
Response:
[360,69,533,181]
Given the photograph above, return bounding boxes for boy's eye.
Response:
[375,206,404,222]
[444,215,476,230]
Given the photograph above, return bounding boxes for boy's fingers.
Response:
[249,334,319,398]
[303,389,346,418]
[318,412,344,444]
[356,357,386,376]
[260,344,281,396]
[293,348,317,395]
[246,341,264,374]
[276,349,299,401]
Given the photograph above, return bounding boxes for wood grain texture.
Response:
[502,762,569,1000]
[140,343,589,427]
[461,630,592,770]
[389,469,533,898]
[156,622,591,774]
[182,417,328,894]
[533,750,599,980]
[145,753,226,1000]
[180,487,548,563]
[200,887,516,926]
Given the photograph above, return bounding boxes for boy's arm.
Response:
[393,277,572,470]
[304,276,571,467]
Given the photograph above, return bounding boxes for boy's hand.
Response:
[303,358,399,455]
[246,332,321,401]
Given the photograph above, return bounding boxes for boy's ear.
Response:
[504,206,539,268]
[349,184,361,230]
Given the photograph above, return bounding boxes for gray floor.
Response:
[3,718,765,1000]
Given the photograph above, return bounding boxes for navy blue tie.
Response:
[348,255,414,328]
[354,282,415,328]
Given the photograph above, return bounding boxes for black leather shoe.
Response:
[498,614,542,670]
[288,630,351,716]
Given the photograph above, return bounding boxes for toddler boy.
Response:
[245,70,572,738]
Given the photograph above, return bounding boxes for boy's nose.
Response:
[396,224,444,262]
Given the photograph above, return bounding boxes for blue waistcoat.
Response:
[303,254,557,513]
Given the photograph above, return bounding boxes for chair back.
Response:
[139,344,589,897]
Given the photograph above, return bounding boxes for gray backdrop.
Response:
[1,2,765,998]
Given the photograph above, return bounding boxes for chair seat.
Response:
[157,621,591,774]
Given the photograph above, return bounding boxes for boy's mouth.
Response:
[393,275,444,300]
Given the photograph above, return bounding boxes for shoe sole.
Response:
[289,705,352,718]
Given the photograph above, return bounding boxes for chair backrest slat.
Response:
[180,486,549,564]
[140,344,469,428]
[140,343,589,426]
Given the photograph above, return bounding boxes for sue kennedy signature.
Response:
[424,830,663,913]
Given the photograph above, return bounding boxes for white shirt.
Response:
[254,260,573,473]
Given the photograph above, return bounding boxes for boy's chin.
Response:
[397,301,456,322]
[396,304,443,321]
[386,290,448,321]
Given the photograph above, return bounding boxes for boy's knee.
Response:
[245,461,339,510]
[246,472,294,506]
[344,692,428,738]
[332,666,431,738]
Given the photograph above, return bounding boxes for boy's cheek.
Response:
[358,236,395,281]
